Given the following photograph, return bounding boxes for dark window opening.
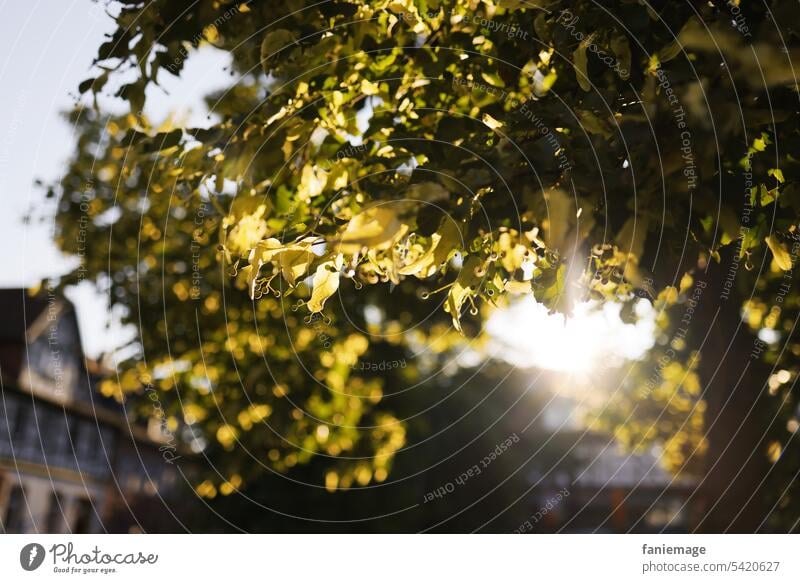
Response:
[3,485,28,533]
[72,498,93,533]
[45,491,65,533]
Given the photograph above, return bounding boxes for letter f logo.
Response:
[20,543,45,571]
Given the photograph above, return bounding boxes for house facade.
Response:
[0,288,185,533]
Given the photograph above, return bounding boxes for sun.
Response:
[486,296,656,373]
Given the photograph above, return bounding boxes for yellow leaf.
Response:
[679,272,694,294]
[298,164,327,202]
[766,235,793,271]
[278,248,314,286]
[250,237,284,262]
[203,24,219,43]
[482,113,504,130]
[308,256,343,312]
[543,189,574,253]
[445,280,470,333]
[227,212,268,254]
[224,196,271,254]
[246,238,316,296]
[505,280,532,295]
[481,71,505,88]
[399,234,441,277]
[361,79,380,95]
[444,256,480,332]
[338,206,408,254]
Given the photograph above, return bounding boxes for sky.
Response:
[0,1,112,288]
[0,1,230,356]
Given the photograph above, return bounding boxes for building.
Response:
[0,288,186,533]
[520,391,699,533]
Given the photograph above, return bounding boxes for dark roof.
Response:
[0,287,128,418]
[0,288,51,343]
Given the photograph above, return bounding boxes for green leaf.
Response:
[260,29,296,74]
[573,36,593,92]
[610,34,631,79]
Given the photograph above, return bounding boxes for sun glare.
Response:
[486,297,656,373]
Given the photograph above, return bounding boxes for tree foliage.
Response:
[50,0,800,527]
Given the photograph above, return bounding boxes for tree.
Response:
[50,0,800,531]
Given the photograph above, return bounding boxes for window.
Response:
[0,397,16,435]
[45,491,65,533]
[3,485,28,533]
[72,498,94,534]
[11,401,26,441]
[0,398,18,457]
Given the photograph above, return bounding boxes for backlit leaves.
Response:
[308,255,343,313]
[51,0,800,508]
[766,235,793,271]
[338,206,409,255]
